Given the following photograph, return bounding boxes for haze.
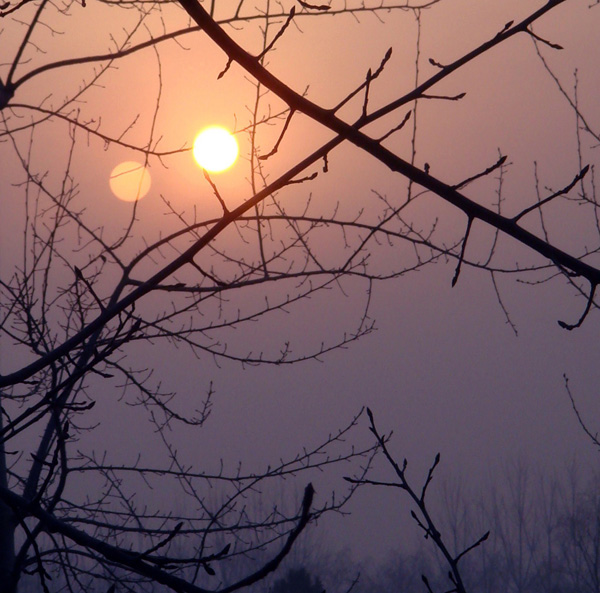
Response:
[0,0,599,590]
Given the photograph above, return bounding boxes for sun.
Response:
[193,126,239,173]
[109,161,151,202]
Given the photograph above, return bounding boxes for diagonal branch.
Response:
[177,0,598,288]
[0,0,590,391]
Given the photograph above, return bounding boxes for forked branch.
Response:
[346,409,490,593]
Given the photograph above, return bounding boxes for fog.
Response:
[1,0,599,591]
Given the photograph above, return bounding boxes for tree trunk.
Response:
[0,397,18,593]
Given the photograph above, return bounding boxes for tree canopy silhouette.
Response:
[1,0,598,591]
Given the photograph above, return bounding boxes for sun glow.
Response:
[193,126,239,173]
[109,161,151,202]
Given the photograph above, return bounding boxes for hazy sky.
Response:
[1,0,599,567]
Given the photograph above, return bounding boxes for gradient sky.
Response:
[1,0,599,566]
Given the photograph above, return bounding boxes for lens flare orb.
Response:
[109,161,151,202]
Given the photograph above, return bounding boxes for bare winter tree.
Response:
[1,0,599,591]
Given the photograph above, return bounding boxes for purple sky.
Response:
[1,0,599,567]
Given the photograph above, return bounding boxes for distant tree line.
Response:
[263,462,600,593]
[13,454,599,593]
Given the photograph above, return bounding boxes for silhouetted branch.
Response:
[452,217,473,287]
[564,374,600,450]
[203,169,229,214]
[0,482,315,593]
[177,0,600,321]
[557,281,597,330]
[297,0,330,11]
[526,27,564,50]
[420,92,466,101]
[452,155,508,191]
[349,408,491,593]
[512,165,589,223]
[259,109,295,160]
[1,0,597,590]
[333,47,393,114]
[257,6,296,61]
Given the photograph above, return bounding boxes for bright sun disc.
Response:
[193,126,239,173]
[109,161,151,202]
